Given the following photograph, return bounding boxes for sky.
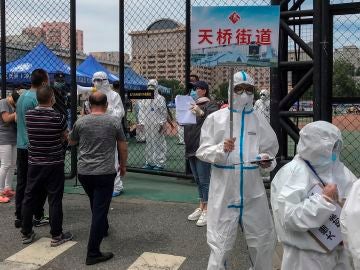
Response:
[77,0,119,53]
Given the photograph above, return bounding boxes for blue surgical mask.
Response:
[190,89,198,101]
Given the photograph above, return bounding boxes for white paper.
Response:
[308,184,343,252]
[175,95,196,125]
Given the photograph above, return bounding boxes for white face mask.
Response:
[94,81,102,90]
[233,93,254,110]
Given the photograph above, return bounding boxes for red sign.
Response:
[198,28,273,46]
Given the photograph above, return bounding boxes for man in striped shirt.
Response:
[21,85,72,246]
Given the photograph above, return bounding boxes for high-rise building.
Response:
[20,21,83,52]
[130,19,186,82]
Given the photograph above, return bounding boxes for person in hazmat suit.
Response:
[341,179,360,269]
[254,89,270,123]
[196,71,279,270]
[138,79,167,170]
[77,72,125,196]
[271,121,357,270]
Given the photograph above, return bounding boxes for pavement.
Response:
[0,173,282,270]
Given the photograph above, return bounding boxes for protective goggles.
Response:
[234,84,255,95]
[260,93,266,97]
[93,78,106,83]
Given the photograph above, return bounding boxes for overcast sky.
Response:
[77,0,119,53]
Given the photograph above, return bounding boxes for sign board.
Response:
[128,90,154,99]
[308,184,343,252]
[191,6,280,68]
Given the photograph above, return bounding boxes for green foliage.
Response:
[212,82,228,101]
[158,79,185,102]
[333,60,359,97]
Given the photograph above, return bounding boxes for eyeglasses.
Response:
[234,84,255,95]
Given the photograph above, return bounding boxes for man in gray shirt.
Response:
[69,91,128,266]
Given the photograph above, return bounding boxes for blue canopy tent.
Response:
[77,55,119,83]
[78,55,170,95]
[4,42,91,85]
[124,66,171,95]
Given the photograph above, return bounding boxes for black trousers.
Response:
[78,173,115,257]
[15,149,47,220]
[21,164,65,237]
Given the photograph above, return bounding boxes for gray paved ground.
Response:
[0,194,251,270]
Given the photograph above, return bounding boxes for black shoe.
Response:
[86,252,114,265]
[15,219,22,228]
[51,231,73,247]
[22,231,36,244]
[33,216,49,227]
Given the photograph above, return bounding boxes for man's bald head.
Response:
[89,91,107,107]
[36,85,54,105]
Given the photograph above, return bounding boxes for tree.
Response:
[213,82,228,102]
[157,79,185,102]
[333,60,359,97]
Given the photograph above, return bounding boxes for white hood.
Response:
[297,121,342,168]
[229,71,255,111]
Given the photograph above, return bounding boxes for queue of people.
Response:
[1,68,360,269]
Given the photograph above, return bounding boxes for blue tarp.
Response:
[77,55,119,83]
[4,42,91,85]
[78,55,170,95]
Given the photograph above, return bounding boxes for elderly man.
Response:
[271,121,357,270]
[77,72,125,197]
[69,91,128,265]
[21,85,72,246]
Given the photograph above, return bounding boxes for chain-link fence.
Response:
[1,0,75,178]
[124,0,271,175]
[1,0,359,178]
[332,11,360,177]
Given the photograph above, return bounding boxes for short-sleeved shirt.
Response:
[69,113,126,175]
[0,99,16,145]
[26,107,67,165]
[16,89,38,149]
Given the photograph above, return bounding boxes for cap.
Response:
[193,80,209,91]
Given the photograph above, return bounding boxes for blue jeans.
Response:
[188,156,211,203]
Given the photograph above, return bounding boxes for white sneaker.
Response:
[196,211,207,226]
[187,208,202,221]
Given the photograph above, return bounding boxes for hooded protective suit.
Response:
[78,72,125,193]
[341,179,360,269]
[254,89,270,123]
[196,71,279,270]
[271,121,356,270]
[138,79,167,169]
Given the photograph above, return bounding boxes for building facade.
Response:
[130,19,186,82]
[20,22,83,52]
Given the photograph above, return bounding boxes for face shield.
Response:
[297,121,343,168]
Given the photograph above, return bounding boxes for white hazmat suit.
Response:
[271,121,356,270]
[254,89,270,123]
[77,72,125,193]
[138,79,167,169]
[196,71,279,270]
[341,179,360,269]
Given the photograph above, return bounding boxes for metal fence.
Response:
[1,0,359,178]
[124,0,270,176]
[0,0,77,178]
